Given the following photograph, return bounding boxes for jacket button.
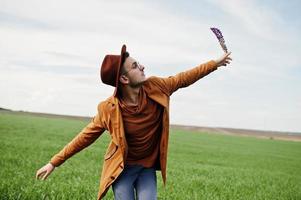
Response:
[110,176,115,180]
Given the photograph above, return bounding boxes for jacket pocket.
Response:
[104,144,118,161]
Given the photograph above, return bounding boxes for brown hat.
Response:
[100,44,127,96]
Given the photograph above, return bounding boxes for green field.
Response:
[0,112,301,200]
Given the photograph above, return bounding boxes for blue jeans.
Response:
[112,165,157,200]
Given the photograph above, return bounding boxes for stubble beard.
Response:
[129,77,146,88]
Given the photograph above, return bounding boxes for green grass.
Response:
[0,112,301,200]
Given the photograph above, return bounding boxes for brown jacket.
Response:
[50,60,218,199]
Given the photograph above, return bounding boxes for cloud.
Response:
[0,0,300,132]
[0,11,58,30]
[207,0,288,41]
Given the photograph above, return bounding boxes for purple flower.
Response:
[210,27,228,53]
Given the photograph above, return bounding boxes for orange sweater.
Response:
[118,88,163,168]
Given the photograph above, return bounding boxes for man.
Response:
[36,44,232,200]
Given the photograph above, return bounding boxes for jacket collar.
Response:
[107,79,168,108]
[107,90,167,109]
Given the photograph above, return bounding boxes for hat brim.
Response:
[113,44,127,97]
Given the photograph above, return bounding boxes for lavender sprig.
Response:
[210,27,228,53]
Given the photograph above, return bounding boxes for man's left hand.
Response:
[215,52,232,68]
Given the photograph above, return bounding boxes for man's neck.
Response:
[120,85,141,106]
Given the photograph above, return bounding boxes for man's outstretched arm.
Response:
[154,52,232,96]
[36,104,107,180]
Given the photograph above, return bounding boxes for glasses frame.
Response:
[122,62,143,75]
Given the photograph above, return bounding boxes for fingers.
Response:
[223,54,232,66]
[215,52,233,67]
[223,51,231,58]
[36,167,49,180]
[42,171,50,180]
[36,170,49,180]
[221,59,231,66]
[221,60,230,65]
[36,168,45,179]
[225,52,232,59]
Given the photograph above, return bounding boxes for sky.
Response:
[1,0,300,132]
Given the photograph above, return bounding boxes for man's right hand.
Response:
[36,163,55,180]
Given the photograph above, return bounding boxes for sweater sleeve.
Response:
[50,104,106,167]
[153,60,218,96]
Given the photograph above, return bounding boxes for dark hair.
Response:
[120,52,130,74]
[121,52,130,66]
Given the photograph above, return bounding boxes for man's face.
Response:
[120,56,146,87]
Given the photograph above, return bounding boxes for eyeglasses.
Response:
[122,62,143,75]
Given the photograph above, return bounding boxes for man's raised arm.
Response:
[154,52,232,96]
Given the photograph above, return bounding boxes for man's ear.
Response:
[119,75,129,84]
